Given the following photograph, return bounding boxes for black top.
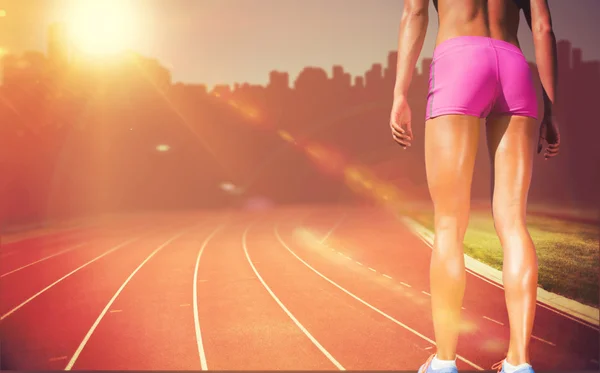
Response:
[513,0,529,9]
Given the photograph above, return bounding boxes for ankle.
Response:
[506,353,530,366]
[431,354,457,370]
[435,352,457,361]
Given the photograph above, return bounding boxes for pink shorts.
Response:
[426,36,538,121]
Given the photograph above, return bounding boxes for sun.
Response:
[66,0,139,56]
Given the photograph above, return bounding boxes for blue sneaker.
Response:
[492,359,535,373]
[418,354,459,373]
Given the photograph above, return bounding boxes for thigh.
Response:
[425,115,480,212]
[486,115,538,220]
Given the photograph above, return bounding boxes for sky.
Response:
[0,0,599,88]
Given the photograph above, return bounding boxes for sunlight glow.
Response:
[66,0,139,56]
[220,182,236,192]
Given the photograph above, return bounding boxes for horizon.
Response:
[1,33,595,92]
[1,0,599,88]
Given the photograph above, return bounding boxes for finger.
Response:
[538,135,546,154]
[392,130,412,141]
[392,126,411,137]
[393,134,411,147]
[392,133,410,144]
[393,135,412,146]
[547,145,560,153]
[391,121,406,134]
[393,139,410,148]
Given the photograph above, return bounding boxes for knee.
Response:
[434,206,469,232]
[492,204,526,239]
[433,213,469,256]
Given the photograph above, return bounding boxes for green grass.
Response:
[411,210,599,308]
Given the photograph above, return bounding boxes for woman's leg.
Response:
[486,115,539,365]
[425,114,480,360]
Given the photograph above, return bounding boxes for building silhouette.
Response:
[1,22,599,226]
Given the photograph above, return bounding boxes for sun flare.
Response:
[66,0,139,56]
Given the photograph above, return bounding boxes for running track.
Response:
[0,206,598,370]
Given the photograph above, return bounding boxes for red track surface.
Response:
[0,206,598,370]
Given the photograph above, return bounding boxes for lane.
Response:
[0,227,93,253]
[295,206,599,370]
[272,219,481,371]
[1,206,595,370]
[0,227,104,267]
[194,211,337,370]
[0,218,150,273]
[0,242,88,278]
[0,220,192,370]
[0,214,140,254]
[67,216,226,370]
[0,222,152,278]
[244,214,438,371]
[0,223,154,318]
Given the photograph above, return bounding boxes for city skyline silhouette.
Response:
[2,1,600,87]
[1,21,599,226]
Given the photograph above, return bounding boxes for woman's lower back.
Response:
[435,0,522,48]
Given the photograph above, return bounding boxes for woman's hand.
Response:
[537,113,561,159]
[390,95,413,149]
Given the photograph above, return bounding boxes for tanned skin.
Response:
[389,0,560,366]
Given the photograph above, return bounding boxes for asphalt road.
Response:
[0,206,598,370]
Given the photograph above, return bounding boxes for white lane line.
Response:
[401,282,411,288]
[400,216,600,331]
[320,213,347,244]
[0,242,88,278]
[368,267,377,272]
[193,224,226,371]
[421,291,431,296]
[109,310,122,313]
[243,225,345,370]
[482,316,504,326]
[531,335,556,347]
[383,274,392,279]
[274,226,483,371]
[65,227,194,370]
[0,237,138,321]
[356,261,363,266]
[0,224,120,259]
